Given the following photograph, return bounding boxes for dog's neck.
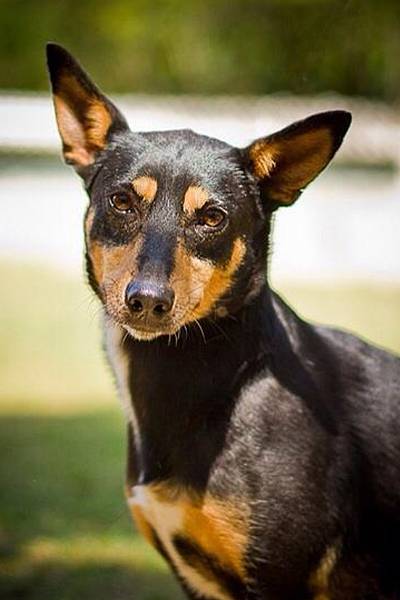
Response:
[106,284,279,488]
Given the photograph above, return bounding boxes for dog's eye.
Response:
[109,193,134,213]
[198,207,226,228]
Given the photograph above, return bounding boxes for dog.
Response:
[46,43,400,600]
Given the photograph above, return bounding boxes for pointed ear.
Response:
[46,43,129,175]
[244,111,351,208]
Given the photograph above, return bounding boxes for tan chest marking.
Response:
[309,543,339,600]
[127,483,249,600]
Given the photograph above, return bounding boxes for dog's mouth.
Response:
[122,323,175,341]
[105,301,195,342]
[99,264,220,342]
[94,235,247,343]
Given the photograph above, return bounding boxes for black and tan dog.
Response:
[46,44,400,600]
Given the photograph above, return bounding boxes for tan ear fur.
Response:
[47,43,127,171]
[246,111,351,206]
[53,75,112,167]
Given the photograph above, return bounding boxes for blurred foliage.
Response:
[0,0,399,100]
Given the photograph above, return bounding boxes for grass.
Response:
[0,411,182,600]
[0,259,399,599]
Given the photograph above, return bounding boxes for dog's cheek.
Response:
[85,208,103,295]
[170,243,214,320]
[86,236,143,309]
[191,238,246,320]
[171,238,246,323]
[86,240,104,292]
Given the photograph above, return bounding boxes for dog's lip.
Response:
[129,324,164,334]
[107,303,196,338]
[123,320,178,337]
[122,322,178,341]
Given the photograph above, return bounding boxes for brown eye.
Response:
[109,192,134,213]
[199,207,226,228]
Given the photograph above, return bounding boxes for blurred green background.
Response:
[0,1,399,599]
[0,0,399,99]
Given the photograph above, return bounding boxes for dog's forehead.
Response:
[100,128,243,195]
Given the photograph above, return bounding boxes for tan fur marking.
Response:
[85,208,103,283]
[184,499,247,577]
[171,241,213,310]
[53,74,111,166]
[132,176,158,203]
[84,207,95,238]
[309,544,338,600]
[151,483,249,579]
[87,241,104,284]
[127,484,237,600]
[170,237,246,326]
[88,243,130,288]
[125,485,156,547]
[250,128,333,205]
[249,142,277,179]
[85,100,112,147]
[191,238,246,320]
[183,186,209,215]
[86,234,143,307]
[91,242,138,286]
[130,503,156,547]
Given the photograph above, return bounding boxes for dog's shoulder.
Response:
[271,289,399,391]
[267,291,400,509]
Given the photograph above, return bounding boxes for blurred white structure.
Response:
[0,94,399,282]
[0,93,399,167]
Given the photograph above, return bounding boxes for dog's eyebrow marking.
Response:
[183,186,209,215]
[132,176,158,203]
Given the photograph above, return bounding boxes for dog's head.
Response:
[47,44,351,341]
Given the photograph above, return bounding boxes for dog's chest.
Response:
[127,483,249,600]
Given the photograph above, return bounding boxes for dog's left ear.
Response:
[46,43,129,176]
[244,111,351,208]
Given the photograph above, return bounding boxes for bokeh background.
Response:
[1,1,399,599]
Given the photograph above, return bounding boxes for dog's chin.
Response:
[122,324,177,342]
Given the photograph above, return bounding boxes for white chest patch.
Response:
[104,319,141,443]
[128,485,237,600]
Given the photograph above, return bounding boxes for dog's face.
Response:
[82,130,263,340]
[47,44,351,341]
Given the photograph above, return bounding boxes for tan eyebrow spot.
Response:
[132,176,158,203]
[183,185,208,215]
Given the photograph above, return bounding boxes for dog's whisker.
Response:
[193,318,206,344]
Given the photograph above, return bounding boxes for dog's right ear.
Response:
[46,43,129,175]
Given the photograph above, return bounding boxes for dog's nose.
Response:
[125,279,175,316]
